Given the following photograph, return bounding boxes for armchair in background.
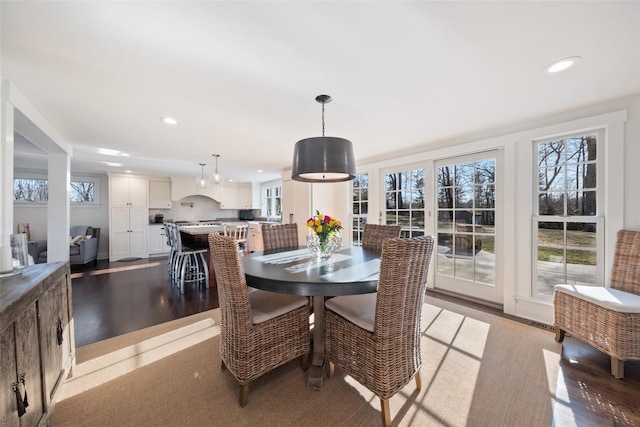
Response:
[28,226,100,266]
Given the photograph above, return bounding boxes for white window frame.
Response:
[531,129,606,299]
[351,172,369,246]
[261,180,282,217]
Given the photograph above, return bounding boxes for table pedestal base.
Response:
[307,360,325,390]
[307,296,326,390]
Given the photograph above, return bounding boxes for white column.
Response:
[0,97,15,272]
[47,152,70,263]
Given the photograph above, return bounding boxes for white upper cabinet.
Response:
[219,182,260,209]
[149,180,172,209]
[237,183,253,209]
[220,183,239,209]
[109,175,148,207]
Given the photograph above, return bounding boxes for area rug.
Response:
[51,298,561,426]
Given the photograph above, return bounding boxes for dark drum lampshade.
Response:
[292,136,355,182]
[291,95,356,183]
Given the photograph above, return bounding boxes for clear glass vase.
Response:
[307,234,341,259]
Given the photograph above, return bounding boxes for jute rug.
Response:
[51,297,561,426]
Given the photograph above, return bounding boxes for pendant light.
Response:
[196,163,209,188]
[291,94,356,183]
[211,154,221,183]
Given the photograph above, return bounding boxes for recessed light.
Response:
[545,56,581,73]
[257,170,263,173]
[161,116,178,125]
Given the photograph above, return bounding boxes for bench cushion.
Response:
[554,284,640,313]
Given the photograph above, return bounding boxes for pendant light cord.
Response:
[321,102,325,137]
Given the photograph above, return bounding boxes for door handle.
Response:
[56,318,64,345]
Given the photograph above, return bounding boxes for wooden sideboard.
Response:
[1,262,74,426]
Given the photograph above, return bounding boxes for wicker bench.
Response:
[553,229,640,379]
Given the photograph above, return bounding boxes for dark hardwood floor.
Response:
[70,256,219,347]
[70,257,639,426]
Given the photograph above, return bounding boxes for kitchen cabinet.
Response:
[220,183,259,209]
[109,174,149,261]
[220,183,238,209]
[237,183,252,209]
[109,175,148,208]
[148,224,170,255]
[148,180,172,209]
[247,222,264,253]
[110,207,148,261]
[0,263,73,427]
[251,182,262,209]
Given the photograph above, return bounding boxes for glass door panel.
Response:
[435,151,501,304]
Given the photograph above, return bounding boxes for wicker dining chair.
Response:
[207,232,310,407]
[554,229,640,379]
[324,235,435,427]
[261,223,299,251]
[361,223,402,251]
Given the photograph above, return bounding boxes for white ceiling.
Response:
[2,1,639,183]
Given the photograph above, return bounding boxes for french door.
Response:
[434,151,502,304]
[382,166,426,238]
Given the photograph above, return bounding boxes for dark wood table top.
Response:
[242,246,381,297]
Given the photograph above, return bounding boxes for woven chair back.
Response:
[375,235,435,384]
[362,224,402,251]
[261,223,299,251]
[208,232,252,336]
[610,229,640,295]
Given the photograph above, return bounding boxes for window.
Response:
[70,180,95,203]
[384,167,425,238]
[351,173,369,246]
[13,175,100,204]
[14,178,48,202]
[262,182,282,217]
[533,131,604,297]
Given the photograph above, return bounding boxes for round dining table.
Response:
[242,246,381,390]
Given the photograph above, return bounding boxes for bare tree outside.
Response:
[385,168,425,237]
[436,158,496,285]
[14,178,48,202]
[14,178,96,203]
[536,134,599,295]
[70,181,95,202]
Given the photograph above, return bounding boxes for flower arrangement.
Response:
[306,210,343,259]
[306,210,343,241]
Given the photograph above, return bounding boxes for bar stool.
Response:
[170,224,209,294]
[164,223,178,281]
[225,224,249,255]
